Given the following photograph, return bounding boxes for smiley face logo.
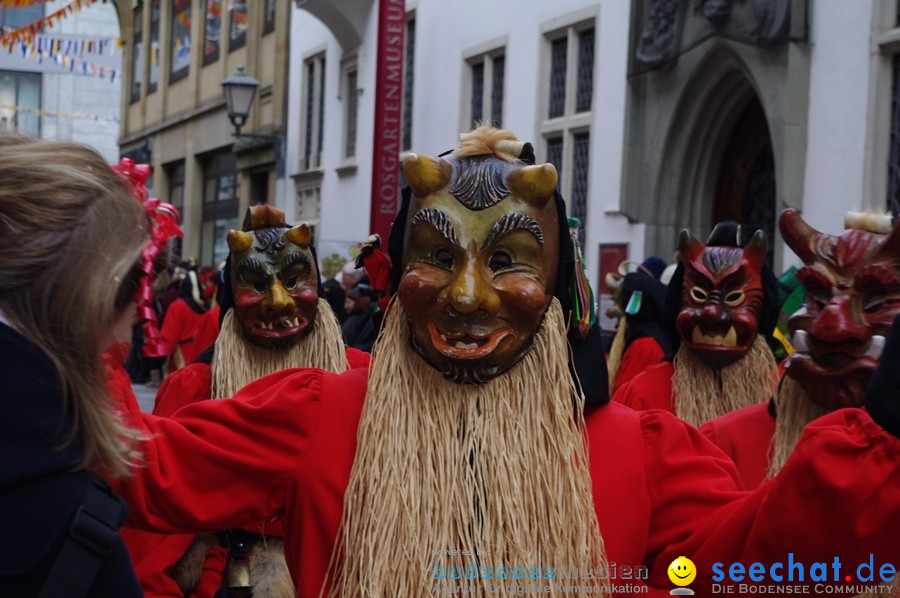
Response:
[668,556,696,587]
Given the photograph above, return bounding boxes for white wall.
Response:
[800,0,874,236]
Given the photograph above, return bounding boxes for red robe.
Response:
[125,348,371,598]
[116,367,899,596]
[700,402,776,490]
[612,337,666,396]
[160,298,207,371]
[613,360,674,411]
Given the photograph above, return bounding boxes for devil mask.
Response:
[226,206,319,350]
[780,208,900,408]
[396,146,560,384]
[675,228,768,368]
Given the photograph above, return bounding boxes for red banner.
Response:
[369,0,406,242]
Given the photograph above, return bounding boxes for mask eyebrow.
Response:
[411,208,461,247]
[481,213,544,250]
[236,258,268,278]
[280,251,312,276]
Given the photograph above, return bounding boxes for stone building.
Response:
[115,0,289,266]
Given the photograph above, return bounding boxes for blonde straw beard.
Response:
[767,375,830,479]
[210,298,348,399]
[606,317,626,393]
[671,335,777,427]
[325,298,609,598]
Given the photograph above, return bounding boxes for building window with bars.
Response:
[342,63,359,160]
[541,19,595,233]
[402,15,415,151]
[0,71,41,136]
[201,152,239,266]
[131,6,143,102]
[301,53,327,172]
[464,48,505,130]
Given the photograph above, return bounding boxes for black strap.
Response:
[38,474,124,598]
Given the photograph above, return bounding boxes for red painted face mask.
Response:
[780,209,900,408]
[675,229,768,368]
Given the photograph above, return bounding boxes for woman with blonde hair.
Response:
[0,135,164,596]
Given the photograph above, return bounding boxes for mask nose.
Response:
[438,257,500,316]
[261,277,295,315]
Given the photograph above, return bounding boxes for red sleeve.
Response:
[153,363,212,417]
[612,338,665,395]
[345,347,371,369]
[120,528,197,597]
[643,408,899,592]
[116,368,326,533]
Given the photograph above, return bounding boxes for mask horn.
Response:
[285,223,311,249]
[678,229,704,263]
[402,153,453,197]
[877,216,900,260]
[227,230,253,253]
[743,229,768,272]
[779,208,824,264]
[505,163,558,209]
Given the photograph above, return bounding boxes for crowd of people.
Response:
[0,127,897,598]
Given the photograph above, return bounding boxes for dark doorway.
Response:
[250,169,270,205]
[712,95,776,264]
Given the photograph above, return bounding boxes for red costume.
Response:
[117,367,899,596]
[613,361,673,411]
[699,402,775,489]
[160,298,207,370]
[610,337,666,396]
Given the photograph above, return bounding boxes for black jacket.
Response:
[0,322,141,596]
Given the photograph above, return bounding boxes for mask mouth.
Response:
[689,325,738,347]
[426,321,513,360]
[250,315,309,338]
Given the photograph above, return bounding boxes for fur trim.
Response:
[453,126,523,162]
[249,539,295,598]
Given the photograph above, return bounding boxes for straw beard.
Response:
[210,298,349,398]
[325,298,609,598]
[671,335,777,427]
[606,317,627,393]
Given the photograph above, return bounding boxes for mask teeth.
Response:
[864,335,886,360]
[790,329,809,353]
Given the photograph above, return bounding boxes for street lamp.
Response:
[222,66,260,137]
[221,67,284,176]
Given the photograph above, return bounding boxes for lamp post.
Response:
[221,66,284,176]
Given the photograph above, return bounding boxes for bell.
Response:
[225,558,252,596]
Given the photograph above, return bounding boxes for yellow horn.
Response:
[402,153,452,197]
[505,163,558,208]
[285,223,311,249]
[227,230,253,253]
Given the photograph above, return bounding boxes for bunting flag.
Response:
[0,0,51,6]
[0,0,102,47]
[0,102,120,124]
[6,33,120,81]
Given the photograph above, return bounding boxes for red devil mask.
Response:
[780,208,900,408]
[675,228,768,368]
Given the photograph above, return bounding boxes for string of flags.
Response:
[5,34,122,81]
[0,0,101,47]
[0,1,53,6]
[0,103,120,124]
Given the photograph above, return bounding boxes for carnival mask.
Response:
[780,209,900,408]
[675,229,767,368]
[397,152,560,384]
[227,216,319,351]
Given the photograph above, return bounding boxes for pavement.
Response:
[131,383,158,413]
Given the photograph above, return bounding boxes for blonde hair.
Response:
[0,134,148,477]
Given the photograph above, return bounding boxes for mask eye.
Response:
[253,281,267,293]
[489,250,513,272]
[863,295,886,313]
[283,277,298,290]
[690,286,708,303]
[434,248,454,269]
[807,287,829,310]
[724,290,745,307]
